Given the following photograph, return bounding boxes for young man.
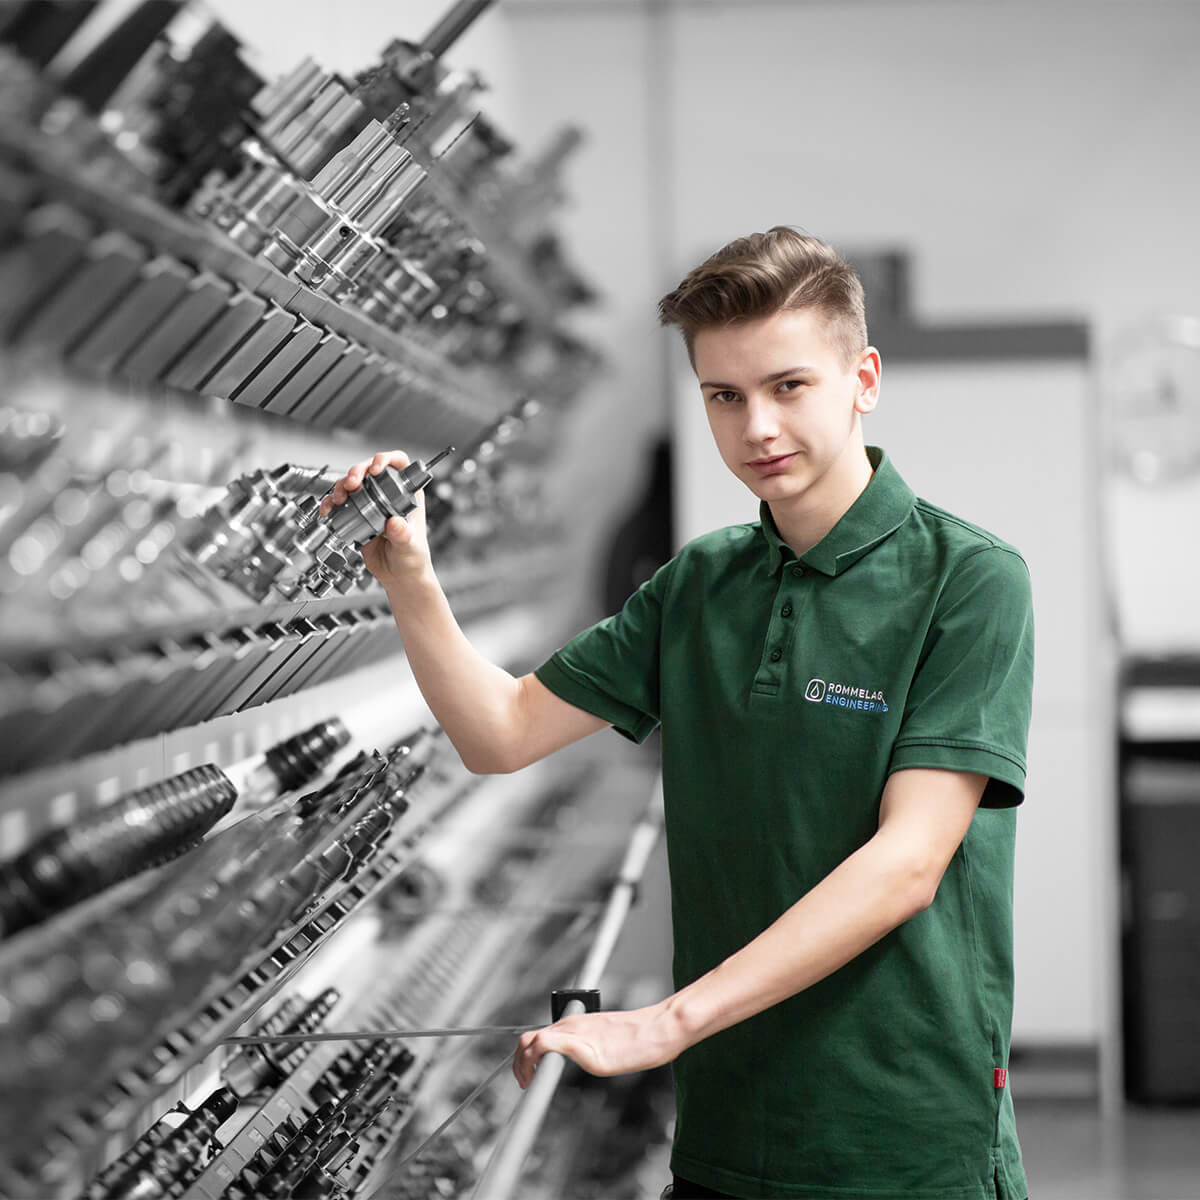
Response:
[322,228,1034,1200]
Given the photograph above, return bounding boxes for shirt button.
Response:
[781,603,793,618]
[791,565,804,578]
[769,648,783,662]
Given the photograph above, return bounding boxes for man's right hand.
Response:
[320,449,609,777]
[320,450,432,589]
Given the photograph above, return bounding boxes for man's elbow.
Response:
[873,830,953,920]
[890,855,943,921]
[906,861,947,917]
[458,747,508,775]
[457,741,526,776]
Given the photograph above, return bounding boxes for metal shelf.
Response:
[0,10,609,1196]
[9,749,481,1196]
[0,118,526,440]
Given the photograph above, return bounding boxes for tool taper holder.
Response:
[320,447,454,548]
[300,447,452,596]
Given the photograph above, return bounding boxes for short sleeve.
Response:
[533,556,677,744]
[888,547,1035,807]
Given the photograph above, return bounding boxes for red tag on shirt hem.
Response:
[994,1067,1008,1089]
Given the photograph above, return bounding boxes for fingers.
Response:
[319,451,411,516]
[366,449,409,475]
[513,1029,545,1089]
[381,515,410,544]
[512,1023,594,1089]
[513,1028,567,1089]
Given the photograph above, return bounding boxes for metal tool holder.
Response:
[0,2,625,1197]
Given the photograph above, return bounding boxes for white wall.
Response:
[664,1,1200,344]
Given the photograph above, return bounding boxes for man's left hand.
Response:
[512,1003,686,1089]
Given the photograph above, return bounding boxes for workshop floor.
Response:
[626,1098,1200,1200]
[1016,1098,1200,1200]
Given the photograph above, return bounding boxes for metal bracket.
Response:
[550,988,600,1024]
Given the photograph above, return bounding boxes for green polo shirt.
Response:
[534,447,1034,1200]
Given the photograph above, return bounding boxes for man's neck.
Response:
[768,443,874,556]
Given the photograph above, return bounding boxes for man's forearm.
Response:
[512,774,981,1087]
[382,567,522,773]
[512,829,934,1085]
[663,833,929,1047]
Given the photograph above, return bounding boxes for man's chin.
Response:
[742,471,809,501]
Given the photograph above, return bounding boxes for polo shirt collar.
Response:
[759,446,916,577]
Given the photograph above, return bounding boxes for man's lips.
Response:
[746,451,798,472]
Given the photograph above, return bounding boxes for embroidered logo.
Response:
[808,677,889,714]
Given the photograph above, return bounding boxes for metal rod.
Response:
[470,779,665,1200]
[418,0,496,59]
[383,902,605,920]
[221,1022,537,1048]
[393,1048,515,1171]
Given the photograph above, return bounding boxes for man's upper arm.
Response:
[523,556,678,759]
[876,767,988,905]
[505,673,610,771]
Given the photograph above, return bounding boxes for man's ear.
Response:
[854,346,881,415]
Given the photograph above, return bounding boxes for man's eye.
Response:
[711,391,740,404]
[777,379,807,393]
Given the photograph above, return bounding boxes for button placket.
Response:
[752,563,807,692]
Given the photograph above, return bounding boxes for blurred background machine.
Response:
[0,2,658,1196]
[1102,316,1200,1105]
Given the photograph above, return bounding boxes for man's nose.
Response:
[743,396,780,444]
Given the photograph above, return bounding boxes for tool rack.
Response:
[0,2,648,1197]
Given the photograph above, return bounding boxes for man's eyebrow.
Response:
[700,366,815,390]
[762,366,815,384]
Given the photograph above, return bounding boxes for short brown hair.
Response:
[658,226,867,367]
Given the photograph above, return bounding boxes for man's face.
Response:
[693,307,878,507]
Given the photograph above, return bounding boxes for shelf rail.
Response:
[469,776,665,1200]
